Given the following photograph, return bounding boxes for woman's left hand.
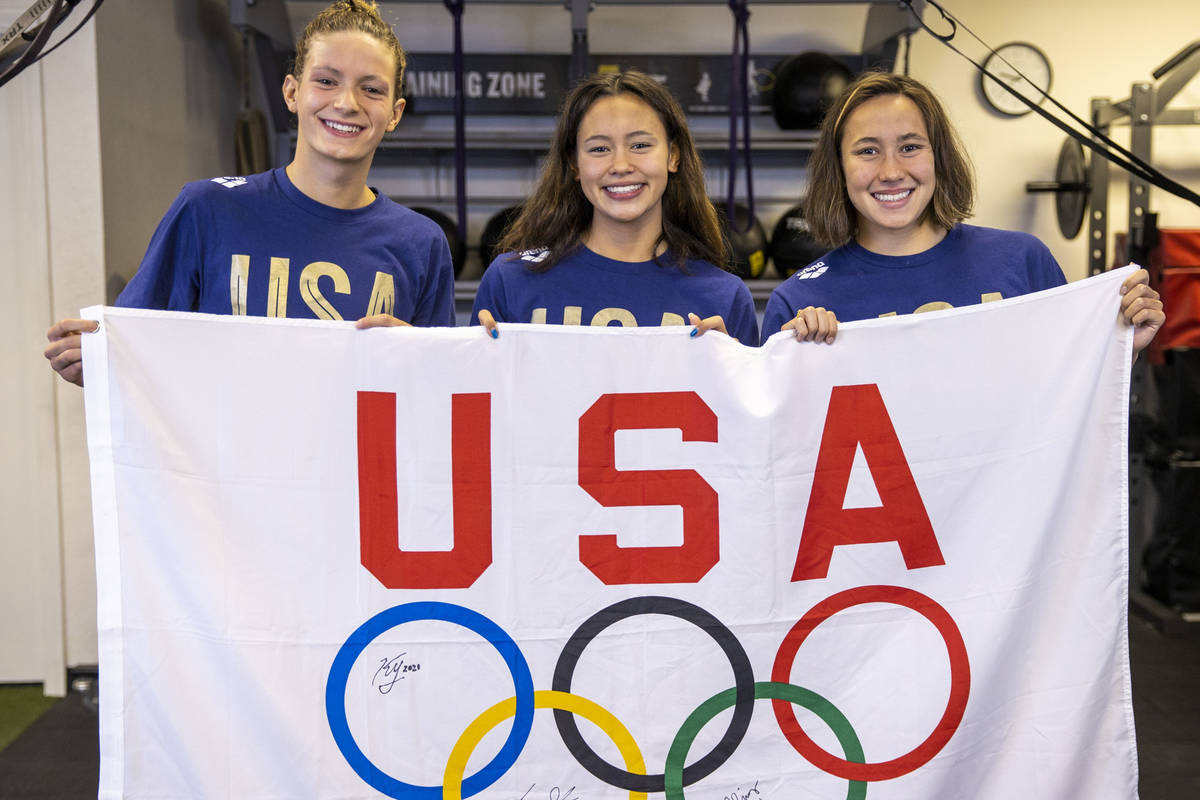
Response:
[688,313,728,337]
[1119,268,1165,356]
[355,314,413,329]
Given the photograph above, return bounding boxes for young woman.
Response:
[472,70,758,347]
[763,71,1163,351]
[45,0,454,386]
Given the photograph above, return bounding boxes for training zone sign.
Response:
[83,270,1139,800]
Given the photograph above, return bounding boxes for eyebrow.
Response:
[846,132,927,147]
[582,130,659,143]
[310,65,387,84]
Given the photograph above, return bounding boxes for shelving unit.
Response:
[233,0,926,287]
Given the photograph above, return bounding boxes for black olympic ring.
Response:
[551,596,755,793]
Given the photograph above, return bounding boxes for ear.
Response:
[282,74,299,113]
[388,97,406,132]
[668,142,680,173]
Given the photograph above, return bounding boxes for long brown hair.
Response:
[498,70,729,272]
[804,71,975,249]
[292,0,406,103]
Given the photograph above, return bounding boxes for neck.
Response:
[582,213,667,262]
[285,153,375,210]
[856,218,948,256]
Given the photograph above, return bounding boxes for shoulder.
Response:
[954,224,1049,254]
[488,248,552,274]
[372,198,443,237]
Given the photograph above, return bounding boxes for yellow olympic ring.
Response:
[443,689,648,800]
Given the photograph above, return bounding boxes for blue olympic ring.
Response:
[325,602,535,799]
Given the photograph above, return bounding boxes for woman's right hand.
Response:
[781,306,838,344]
[44,318,100,387]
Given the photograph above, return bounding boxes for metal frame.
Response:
[1086,42,1200,275]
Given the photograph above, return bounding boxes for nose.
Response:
[609,147,633,174]
[333,85,360,113]
[879,151,904,182]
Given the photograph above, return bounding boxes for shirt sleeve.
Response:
[410,232,457,327]
[760,289,796,344]
[727,281,760,346]
[471,258,512,324]
[115,189,202,311]
[1028,240,1068,292]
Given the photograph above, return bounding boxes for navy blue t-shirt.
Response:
[118,168,455,326]
[762,224,1066,341]
[472,245,758,346]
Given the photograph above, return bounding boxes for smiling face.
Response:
[839,93,944,255]
[574,93,680,244]
[283,30,404,173]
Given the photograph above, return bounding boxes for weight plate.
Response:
[1055,138,1088,240]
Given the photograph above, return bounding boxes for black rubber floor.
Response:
[1,617,1197,798]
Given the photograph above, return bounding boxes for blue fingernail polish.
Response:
[690,328,699,337]
[491,328,499,339]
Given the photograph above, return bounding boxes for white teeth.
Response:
[325,120,361,133]
[874,190,912,202]
[605,184,643,195]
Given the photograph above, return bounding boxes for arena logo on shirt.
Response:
[211,177,248,189]
[519,249,550,263]
[794,262,827,280]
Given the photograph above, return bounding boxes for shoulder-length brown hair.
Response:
[804,71,975,249]
[498,69,729,272]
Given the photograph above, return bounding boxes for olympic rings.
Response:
[665,681,867,800]
[325,602,535,800]
[551,596,755,793]
[443,690,648,800]
[770,585,970,782]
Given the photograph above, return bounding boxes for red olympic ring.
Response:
[770,585,970,782]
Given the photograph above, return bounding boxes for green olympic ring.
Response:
[664,681,867,800]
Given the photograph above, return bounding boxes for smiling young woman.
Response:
[44,0,455,387]
[471,70,758,347]
[762,71,1163,354]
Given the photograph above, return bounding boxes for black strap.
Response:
[900,0,1200,209]
[444,0,468,250]
[726,0,754,234]
[0,0,71,90]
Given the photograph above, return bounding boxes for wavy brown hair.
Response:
[498,70,729,272]
[804,71,975,249]
[292,0,406,102]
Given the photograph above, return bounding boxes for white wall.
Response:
[904,0,1200,281]
[0,0,239,689]
[0,22,104,694]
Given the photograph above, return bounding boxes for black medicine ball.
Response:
[712,199,768,279]
[770,203,826,278]
[772,52,853,130]
[480,205,525,269]
[410,206,466,278]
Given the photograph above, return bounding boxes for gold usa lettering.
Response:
[530,307,687,326]
[228,255,395,319]
[876,292,1003,318]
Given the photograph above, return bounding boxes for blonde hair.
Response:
[292,0,406,102]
